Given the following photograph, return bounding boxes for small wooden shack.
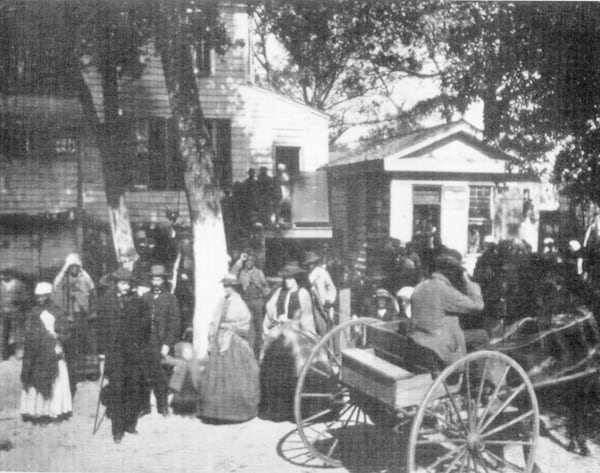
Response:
[325,120,542,270]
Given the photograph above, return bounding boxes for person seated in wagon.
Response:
[409,249,485,367]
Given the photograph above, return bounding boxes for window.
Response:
[131,117,231,191]
[0,124,77,160]
[469,186,492,219]
[275,146,300,177]
[192,40,213,76]
[468,186,492,253]
[206,119,232,188]
[132,117,183,191]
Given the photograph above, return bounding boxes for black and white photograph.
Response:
[1,1,600,472]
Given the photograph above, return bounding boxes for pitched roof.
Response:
[326,120,493,168]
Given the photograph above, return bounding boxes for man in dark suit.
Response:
[142,265,181,416]
[98,267,150,443]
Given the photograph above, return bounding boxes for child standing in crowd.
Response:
[20,282,72,425]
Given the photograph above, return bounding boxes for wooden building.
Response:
[0,2,330,276]
[325,121,541,271]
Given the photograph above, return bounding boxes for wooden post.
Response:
[338,287,352,351]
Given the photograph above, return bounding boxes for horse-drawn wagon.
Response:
[293,310,600,472]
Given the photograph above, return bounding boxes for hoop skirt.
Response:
[198,333,259,422]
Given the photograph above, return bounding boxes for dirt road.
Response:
[1,358,599,473]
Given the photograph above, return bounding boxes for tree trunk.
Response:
[155,7,228,358]
[65,7,137,264]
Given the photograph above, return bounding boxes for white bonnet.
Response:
[65,253,82,267]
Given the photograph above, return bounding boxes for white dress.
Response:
[20,311,72,420]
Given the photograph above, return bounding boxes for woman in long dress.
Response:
[198,274,259,422]
[20,282,72,424]
[259,262,319,422]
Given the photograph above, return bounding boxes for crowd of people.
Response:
[0,230,592,445]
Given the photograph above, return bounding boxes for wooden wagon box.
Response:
[341,348,433,409]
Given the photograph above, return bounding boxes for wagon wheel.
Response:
[293,317,383,467]
[408,350,539,473]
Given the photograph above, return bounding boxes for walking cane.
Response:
[92,357,106,435]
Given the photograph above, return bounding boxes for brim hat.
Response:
[278,262,306,278]
[397,286,414,301]
[150,264,170,278]
[434,248,463,270]
[375,288,393,299]
[34,282,53,296]
[112,267,134,282]
[303,251,321,266]
[221,273,242,287]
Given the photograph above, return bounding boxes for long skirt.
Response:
[259,325,322,422]
[198,334,259,422]
[20,360,72,422]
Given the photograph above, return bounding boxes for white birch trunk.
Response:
[108,195,138,268]
[192,212,229,359]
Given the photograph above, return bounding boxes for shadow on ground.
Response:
[277,425,409,473]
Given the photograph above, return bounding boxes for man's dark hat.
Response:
[112,267,134,282]
[150,265,170,278]
[278,262,306,278]
[434,248,463,270]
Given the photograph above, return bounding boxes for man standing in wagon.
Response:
[409,251,485,366]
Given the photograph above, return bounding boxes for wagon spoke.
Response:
[423,408,464,436]
[474,450,491,473]
[466,452,476,473]
[443,381,468,434]
[477,365,511,431]
[442,448,467,473]
[416,438,465,445]
[482,440,533,446]
[340,405,358,429]
[465,361,473,428]
[475,358,489,416]
[424,445,466,471]
[458,449,468,473]
[481,448,525,472]
[481,410,535,439]
[301,392,335,399]
[309,365,333,380]
[326,437,340,458]
[480,383,525,432]
[301,407,335,425]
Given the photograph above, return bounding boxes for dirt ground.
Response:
[1,357,600,473]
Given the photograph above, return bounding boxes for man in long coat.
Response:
[410,251,485,366]
[98,268,150,443]
[141,265,180,415]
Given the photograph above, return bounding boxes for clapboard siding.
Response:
[0,157,78,214]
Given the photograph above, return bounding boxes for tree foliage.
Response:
[432,2,600,204]
[251,0,448,144]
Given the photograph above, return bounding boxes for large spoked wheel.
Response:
[408,351,539,473]
[294,317,384,466]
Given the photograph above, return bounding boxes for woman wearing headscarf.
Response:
[20,282,72,424]
[197,274,259,422]
[53,253,98,385]
[259,262,318,422]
